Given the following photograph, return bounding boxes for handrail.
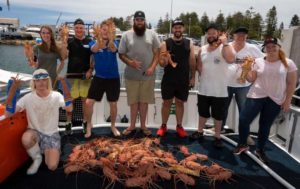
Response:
[0,88,31,104]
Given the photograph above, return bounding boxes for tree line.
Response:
[112,5,300,40]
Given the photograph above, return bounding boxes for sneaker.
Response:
[65,122,73,135]
[213,138,224,148]
[247,136,256,146]
[255,149,270,164]
[233,144,249,155]
[176,125,187,138]
[189,131,204,141]
[157,124,167,137]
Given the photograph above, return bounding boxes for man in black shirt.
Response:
[65,18,93,137]
[156,19,196,138]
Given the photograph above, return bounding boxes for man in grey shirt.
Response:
[118,10,160,136]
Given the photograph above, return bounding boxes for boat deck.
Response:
[1,127,300,189]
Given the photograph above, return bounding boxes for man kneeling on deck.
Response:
[4,69,73,174]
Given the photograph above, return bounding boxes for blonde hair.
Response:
[279,49,288,68]
[30,69,53,91]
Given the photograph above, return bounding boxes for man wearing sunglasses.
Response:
[4,69,73,175]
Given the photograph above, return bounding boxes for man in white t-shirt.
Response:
[223,27,264,144]
[5,69,73,175]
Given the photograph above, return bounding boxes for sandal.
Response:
[122,127,136,136]
[141,128,152,136]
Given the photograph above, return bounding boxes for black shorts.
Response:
[161,81,189,101]
[87,76,120,102]
[197,94,228,120]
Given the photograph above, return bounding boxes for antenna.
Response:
[7,0,10,10]
[55,12,62,27]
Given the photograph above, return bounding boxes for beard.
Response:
[207,36,219,44]
[133,23,146,36]
[173,31,183,39]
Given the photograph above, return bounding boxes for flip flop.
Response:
[141,128,152,136]
[122,127,136,136]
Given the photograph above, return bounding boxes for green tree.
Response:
[178,12,201,37]
[265,6,277,37]
[111,17,131,31]
[156,13,171,34]
[251,13,263,39]
[225,14,234,31]
[290,14,300,27]
[200,12,210,34]
[215,12,225,31]
[231,12,245,29]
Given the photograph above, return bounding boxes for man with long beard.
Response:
[190,24,235,148]
[118,11,160,136]
[156,19,196,137]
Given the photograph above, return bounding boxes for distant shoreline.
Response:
[0,40,35,46]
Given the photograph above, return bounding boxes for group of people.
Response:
[3,10,297,175]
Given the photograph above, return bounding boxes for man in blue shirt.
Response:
[85,19,120,137]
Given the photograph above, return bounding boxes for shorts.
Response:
[161,81,189,101]
[87,76,120,102]
[197,94,228,120]
[125,79,155,105]
[36,131,61,153]
[69,79,91,99]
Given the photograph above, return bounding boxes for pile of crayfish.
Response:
[64,137,233,188]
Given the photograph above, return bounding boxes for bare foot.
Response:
[84,124,92,138]
[111,127,121,137]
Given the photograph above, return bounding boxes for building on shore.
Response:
[0,17,19,32]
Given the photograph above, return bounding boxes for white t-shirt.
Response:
[197,44,229,97]
[17,91,65,135]
[227,43,264,87]
[247,58,298,105]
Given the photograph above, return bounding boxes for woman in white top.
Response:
[223,27,264,144]
[233,37,297,164]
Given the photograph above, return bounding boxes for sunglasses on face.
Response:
[33,73,49,80]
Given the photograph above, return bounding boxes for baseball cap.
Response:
[172,19,184,27]
[263,37,280,46]
[134,11,145,19]
[234,27,248,34]
[74,18,84,25]
[205,24,219,32]
[32,69,50,80]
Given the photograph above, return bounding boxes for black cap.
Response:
[261,37,281,52]
[205,24,219,32]
[74,18,84,25]
[263,37,280,46]
[234,27,248,34]
[172,19,184,27]
[134,11,145,19]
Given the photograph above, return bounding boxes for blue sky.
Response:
[0,0,299,28]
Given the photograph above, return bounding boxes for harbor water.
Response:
[0,44,164,88]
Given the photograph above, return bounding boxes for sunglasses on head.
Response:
[33,73,49,80]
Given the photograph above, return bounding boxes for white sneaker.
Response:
[247,136,255,146]
[27,154,42,175]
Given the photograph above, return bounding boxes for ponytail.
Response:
[279,49,288,69]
